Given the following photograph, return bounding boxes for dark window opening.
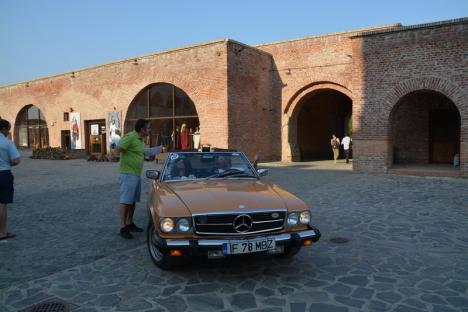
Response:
[391,90,460,165]
[14,105,49,149]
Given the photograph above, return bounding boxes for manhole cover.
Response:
[20,298,78,312]
[330,237,350,244]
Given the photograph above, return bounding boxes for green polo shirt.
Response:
[119,131,145,176]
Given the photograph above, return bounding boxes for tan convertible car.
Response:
[145,151,321,269]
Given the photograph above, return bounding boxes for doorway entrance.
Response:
[84,119,106,155]
[294,89,352,161]
[61,130,71,150]
[391,90,460,165]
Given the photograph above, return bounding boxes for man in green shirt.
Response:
[116,119,162,239]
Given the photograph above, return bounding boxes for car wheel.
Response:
[147,221,177,270]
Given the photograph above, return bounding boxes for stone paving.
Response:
[0,155,467,311]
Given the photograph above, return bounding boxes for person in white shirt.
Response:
[0,119,20,240]
[341,134,352,164]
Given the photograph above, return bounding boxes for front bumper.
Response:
[154,226,321,256]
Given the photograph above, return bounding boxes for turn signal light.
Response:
[170,249,183,257]
[303,239,313,246]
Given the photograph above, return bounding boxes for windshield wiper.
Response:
[224,172,257,178]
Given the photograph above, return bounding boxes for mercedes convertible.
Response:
[145,151,321,269]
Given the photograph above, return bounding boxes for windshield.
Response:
[162,152,257,181]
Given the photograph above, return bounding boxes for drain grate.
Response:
[19,298,78,312]
[330,237,350,244]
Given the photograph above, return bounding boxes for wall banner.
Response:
[107,110,122,150]
[69,112,82,149]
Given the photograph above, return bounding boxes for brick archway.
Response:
[14,104,49,149]
[384,77,468,175]
[125,83,200,151]
[384,77,467,118]
[282,82,354,161]
[284,82,354,116]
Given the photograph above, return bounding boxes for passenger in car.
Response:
[170,158,194,179]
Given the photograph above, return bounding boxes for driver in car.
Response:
[213,155,231,174]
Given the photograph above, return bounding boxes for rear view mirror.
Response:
[257,169,268,177]
[146,170,160,180]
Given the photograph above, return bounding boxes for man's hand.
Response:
[144,145,164,156]
[10,158,20,166]
[114,145,125,153]
[252,152,260,169]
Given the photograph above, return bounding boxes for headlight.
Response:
[177,218,191,232]
[160,218,175,232]
[300,211,311,224]
[287,212,298,226]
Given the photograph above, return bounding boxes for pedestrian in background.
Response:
[0,119,20,240]
[341,134,352,164]
[330,134,340,164]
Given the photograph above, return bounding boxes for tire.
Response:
[147,221,177,270]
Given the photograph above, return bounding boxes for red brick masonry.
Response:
[1,18,467,176]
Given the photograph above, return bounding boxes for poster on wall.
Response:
[69,112,82,149]
[107,110,121,150]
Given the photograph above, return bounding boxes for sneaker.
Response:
[120,227,134,239]
[126,222,144,233]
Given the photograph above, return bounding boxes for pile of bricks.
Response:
[30,147,69,160]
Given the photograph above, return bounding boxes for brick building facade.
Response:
[1,18,467,176]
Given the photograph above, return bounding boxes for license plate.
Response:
[222,238,276,255]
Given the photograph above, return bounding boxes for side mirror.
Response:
[146,170,160,180]
[257,168,268,177]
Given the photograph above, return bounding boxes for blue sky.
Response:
[0,0,466,86]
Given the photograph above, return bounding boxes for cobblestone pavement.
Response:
[1,156,467,312]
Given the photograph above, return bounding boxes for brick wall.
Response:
[226,41,278,160]
[1,19,467,177]
[352,20,468,176]
[392,99,430,164]
[0,41,229,149]
[257,31,361,162]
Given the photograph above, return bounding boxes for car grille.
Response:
[193,210,285,235]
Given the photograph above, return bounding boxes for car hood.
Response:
[162,179,288,214]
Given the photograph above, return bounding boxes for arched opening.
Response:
[14,105,49,149]
[294,89,352,161]
[124,83,199,151]
[391,90,460,166]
